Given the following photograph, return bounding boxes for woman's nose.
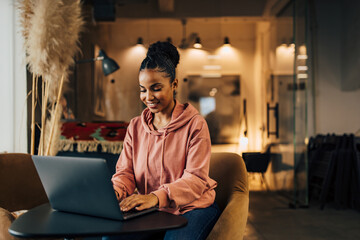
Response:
[146,91,154,100]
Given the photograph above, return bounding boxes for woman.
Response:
[108,41,220,240]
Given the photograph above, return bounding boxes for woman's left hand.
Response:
[120,193,159,212]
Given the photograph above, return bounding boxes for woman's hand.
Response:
[114,190,122,201]
[120,193,159,212]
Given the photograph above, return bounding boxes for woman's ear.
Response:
[172,79,178,90]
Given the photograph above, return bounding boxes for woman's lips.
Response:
[147,102,159,108]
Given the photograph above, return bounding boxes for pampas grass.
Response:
[30,74,38,155]
[44,102,63,156]
[18,0,84,155]
[17,0,35,41]
[26,0,84,100]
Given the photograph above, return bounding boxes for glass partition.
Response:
[268,0,309,207]
[292,0,309,207]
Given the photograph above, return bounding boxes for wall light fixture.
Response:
[224,36,230,45]
[137,37,144,45]
[76,49,119,76]
[193,37,202,49]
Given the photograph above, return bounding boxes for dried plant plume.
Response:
[17,0,35,41]
[23,0,84,101]
[18,0,84,155]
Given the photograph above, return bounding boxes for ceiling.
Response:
[88,0,291,21]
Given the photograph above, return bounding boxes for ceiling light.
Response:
[193,37,202,49]
[137,37,144,45]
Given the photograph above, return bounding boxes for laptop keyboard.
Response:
[121,208,140,217]
[121,207,158,219]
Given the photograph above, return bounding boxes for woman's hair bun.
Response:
[147,41,180,68]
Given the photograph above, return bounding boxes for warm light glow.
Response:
[297,54,308,60]
[193,43,202,49]
[297,73,308,79]
[183,48,207,59]
[123,45,147,64]
[240,137,249,146]
[215,45,238,60]
[218,45,232,54]
[129,45,147,55]
[181,48,208,73]
[213,45,241,73]
[203,65,222,70]
[237,120,249,153]
[194,37,202,49]
[237,135,249,154]
[207,55,221,60]
[299,45,307,55]
[201,73,222,78]
[275,45,295,74]
[297,66,308,71]
[277,45,295,55]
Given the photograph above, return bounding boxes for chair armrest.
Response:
[0,207,16,240]
[206,192,249,240]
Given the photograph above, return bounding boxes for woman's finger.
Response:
[134,194,158,211]
[120,195,142,211]
[120,194,137,206]
[134,202,150,211]
[120,194,158,211]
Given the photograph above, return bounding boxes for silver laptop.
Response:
[31,155,157,220]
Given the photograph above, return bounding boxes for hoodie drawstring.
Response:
[144,129,167,194]
[144,133,150,194]
[160,129,167,186]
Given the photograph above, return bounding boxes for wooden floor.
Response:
[244,191,360,240]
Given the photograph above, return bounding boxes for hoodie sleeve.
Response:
[152,116,216,209]
[111,120,136,200]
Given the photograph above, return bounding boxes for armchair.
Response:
[0,153,48,240]
[0,152,249,240]
[207,152,249,240]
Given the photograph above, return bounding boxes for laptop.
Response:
[31,155,157,220]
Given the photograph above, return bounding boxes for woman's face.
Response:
[139,68,178,115]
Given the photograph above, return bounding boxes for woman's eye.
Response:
[140,89,146,93]
[153,88,161,92]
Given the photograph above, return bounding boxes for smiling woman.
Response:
[139,69,177,129]
[138,42,179,130]
[104,41,220,240]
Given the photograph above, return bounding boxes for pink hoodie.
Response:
[111,100,217,215]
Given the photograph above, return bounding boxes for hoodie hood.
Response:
[141,100,199,134]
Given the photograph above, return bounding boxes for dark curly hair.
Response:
[139,41,180,83]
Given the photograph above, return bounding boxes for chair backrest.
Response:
[207,152,249,240]
[242,152,270,173]
[0,153,48,212]
[209,152,249,211]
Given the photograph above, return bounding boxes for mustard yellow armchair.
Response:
[207,152,249,240]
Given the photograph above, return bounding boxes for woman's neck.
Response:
[153,100,176,130]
